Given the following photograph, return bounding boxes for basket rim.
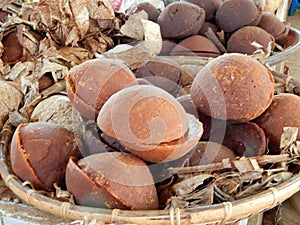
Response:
[266,26,300,66]
[1,124,300,224]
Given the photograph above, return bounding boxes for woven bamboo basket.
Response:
[0,26,300,225]
[1,124,300,225]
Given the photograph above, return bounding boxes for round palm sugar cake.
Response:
[66,58,137,120]
[97,85,203,163]
[188,141,236,165]
[215,0,261,33]
[157,2,205,39]
[181,0,221,21]
[98,85,189,145]
[258,12,289,46]
[134,57,183,96]
[10,122,81,191]
[65,152,159,210]
[170,35,221,57]
[221,122,266,157]
[227,26,274,55]
[190,53,274,122]
[255,93,300,153]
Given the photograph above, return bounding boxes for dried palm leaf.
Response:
[160,174,215,209]
[101,19,162,69]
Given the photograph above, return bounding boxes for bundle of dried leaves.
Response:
[0,0,162,126]
[159,127,300,209]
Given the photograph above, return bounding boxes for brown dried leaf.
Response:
[0,0,15,9]
[214,185,235,202]
[262,172,293,188]
[3,61,34,81]
[285,75,300,95]
[161,174,215,209]
[38,57,69,81]
[25,0,116,48]
[2,44,69,120]
[21,74,39,104]
[69,0,89,38]
[8,109,29,127]
[233,157,263,180]
[87,0,115,20]
[289,141,300,157]
[120,10,148,40]
[217,30,225,45]
[234,181,263,199]
[27,1,53,28]
[0,80,23,128]
[172,174,214,195]
[57,47,90,66]
[231,170,293,200]
[205,27,227,53]
[102,19,162,69]
[234,171,282,199]
[215,174,241,197]
[168,154,292,177]
[280,127,298,151]
[0,14,34,32]
[16,24,41,57]
[81,32,114,56]
[165,197,189,209]
[157,176,176,192]
[28,0,89,46]
[234,158,260,172]
[278,127,300,157]
[0,23,42,66]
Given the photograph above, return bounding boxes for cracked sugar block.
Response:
[65,152,159,210]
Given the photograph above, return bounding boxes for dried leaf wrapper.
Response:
[120,10,148,40]
[280,127,300,156]
[19,0,116,56]
[101,19,162,69]
[0,80,23,128]
[27,0,89,46]
[160,174,215,209]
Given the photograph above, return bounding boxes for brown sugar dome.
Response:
[66,58,137,120]
[255,93,300,154]
[97,85,203,163]
[188,141,236,165]
[227,26,274,55]
[65,152,159,210]
[190,53,274,122]
[258,12,289,46]
[181,0,222,21]
[10,122,81,191]
[170,35,221,57]
[215,0,261,33]
[130,2,160,22]
[157,2,205,39]
[220,122,266,157]
[134,57,183,96]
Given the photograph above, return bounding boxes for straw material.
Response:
[1,123,300,225]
